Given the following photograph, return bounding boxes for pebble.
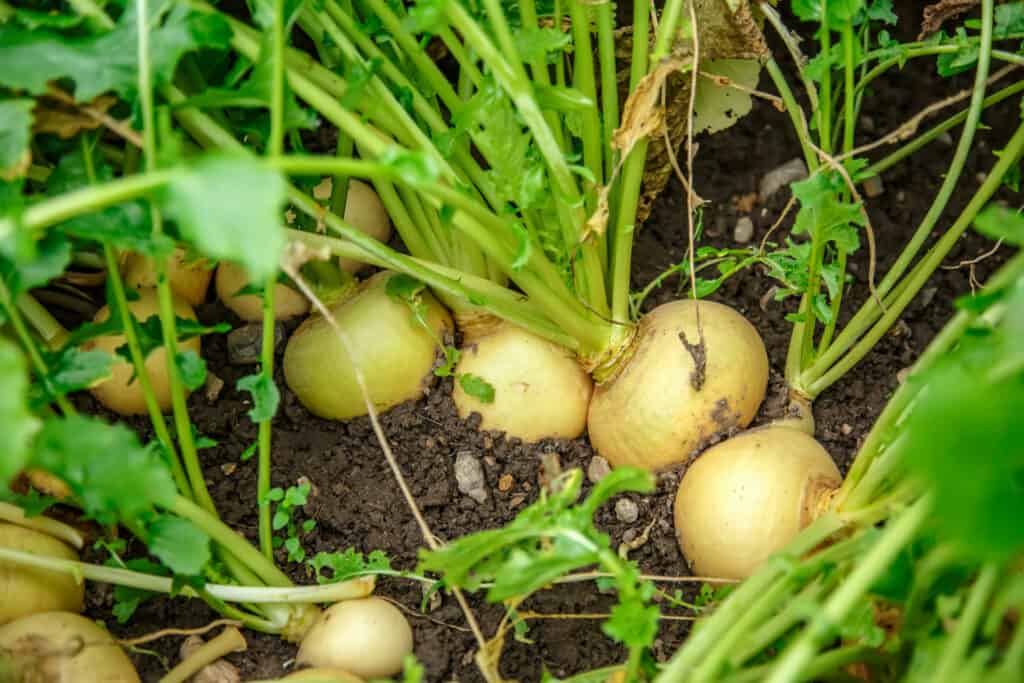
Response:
[733,216,755,244]
[860,115,875,133]
[759,158,808,201]
[615,498,639,524]
[454,452,488,504]
[840,423,854,436]
[862,175,884,198]
[587,456,611,483]
[509,494,527,508]
[539,452,563,490]
[498,473,514,492]
[204,371,224,402]
[227,322,286,365]
[937,131,954,146]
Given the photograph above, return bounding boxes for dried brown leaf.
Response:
[582,184,612,241]
[612,55,687,157]
[919,0,980,40]
[33,94,118,139]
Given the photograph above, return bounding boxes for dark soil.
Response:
[75,5,1021,681]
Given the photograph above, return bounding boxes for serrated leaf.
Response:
[0,230,72,296]
[110,558,169,624]
[458,373,495,403]
[146,514,210,575]
[0,0,230,101]
[0,338,40,486]
[602,598,660,649]
[309,547,392,584]
[995,2,1024,38]
[0,99,33,181]
[237,371,280,422]
[162,155,286,282]
[175,350,206,391]
[974,206,1024,246]
[43,346,113,395]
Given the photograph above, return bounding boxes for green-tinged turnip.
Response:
[0,611,140,682]
[216,261,310,322]
[674,426,841,580]
[285,667,365,681]
[337,180,392,274]
[0,524,84,624]
[122,247,213,307]
[283,271,452,420]
[452,318,593,441]
[588,300,769,470]
[85,288,201,415]
[295,597,412,679]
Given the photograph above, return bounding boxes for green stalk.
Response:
[934,564,1000,682]
[15,293,68,348]
[595,1,619,184]
[518,0,568,154]
[805,0,997,383]
[817,14,833,154]
[817,249,846,353]
[802,115,1024,397]
[766,500,932,683]
[568,0,603,208]
[841,22,856,156]
[764,62,819,174]
[724,644,877,683]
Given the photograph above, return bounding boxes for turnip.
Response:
[283,271,452,420]
[216,261,310,322]
[122,247,213,307]
[452,318,593,441]
[673,426,841,580]
[336,180,392,274]
[0,524,84,624]
[295,597,412,679]
[588,300,769,470]
[284,667,364,681]
[86,288,201,415]
[0,611,140,682]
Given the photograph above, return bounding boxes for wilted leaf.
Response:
[32,93,119,140]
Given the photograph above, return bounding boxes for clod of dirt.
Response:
[615,499,640,524]
[863,175,885,199]
[733,216,755,244]
[227,322,286,365]
[587,456,612,483]
[454,451,487,504]
[758,157,808,201]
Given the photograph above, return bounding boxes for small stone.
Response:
[424,437,435,449]
[759,158,808,201]
[454,452,487,504]
[204,371,225,402]
[977,172,987,185]
[840,423,854,436]
[615,498,639,524]
[860,115,875,133]
[920,286,939,309]
[622,528,638,543]
[539,452,563,490]
[484,455,497,468]
[862,175,884,198]
[227,322,286,365]
[509,494,527,508]
[220,463,236,476]
[733,216,755,244]
[587,456,612,483]
[937,131,954,146]
[498,474,514,492]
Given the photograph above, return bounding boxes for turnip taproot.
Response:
[216,261,310,322]
[452,317,593,442]
[122,247,213,307]
[673,426,841,580]
[0,524,84,624]
[0,611,140,682]
[85,288,201,415]
[284,271,452,420]
[588,300,769,470]
[295,597,412,679]
[337,180,391,274]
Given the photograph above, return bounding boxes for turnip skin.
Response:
[295,597,413,679]
[0,611,140,682]
[122,247,213,307]
[587,300,769,470]
[216,261,310,322]
[86,288,201,416]
[0,524,84,624]
[283,271,452,420]
[285,667,365,681]
[673,426,841,580]
[337,180,392,274]
[452,320,593,441]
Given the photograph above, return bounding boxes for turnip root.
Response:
[296,597,412,679]
[283,271,452,420]
[588,300,768,470]
[452,318,592,441]
[285,667,364,681]
[673,426,841,580]
[122,247,213,307]
[336,180,391,274]
[85,288,201,415]
[0,524,84,624]
[216,262,310,322]
[0,611,140,682]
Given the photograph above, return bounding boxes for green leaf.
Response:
[43,346,113,396]
[974,206,1024,246]
[240,443,258,461]
[510,220,532,270]
[0,230,72,296]
[161,155,286,282]
[237,371,280,423]
[146,515,211,576]
[379,147,442,186]
[0,338,40,486]
[458,373,495,403]
[0,0,230,101]
[308,547,392,584]
[602,598,660,649]
[995,2,1024,39]
[865,0,897,25]
[31,415,178,525]
[0,99,33,180]
[514,27,571,62]
[110,558,169,624]
[175,350,207,391]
